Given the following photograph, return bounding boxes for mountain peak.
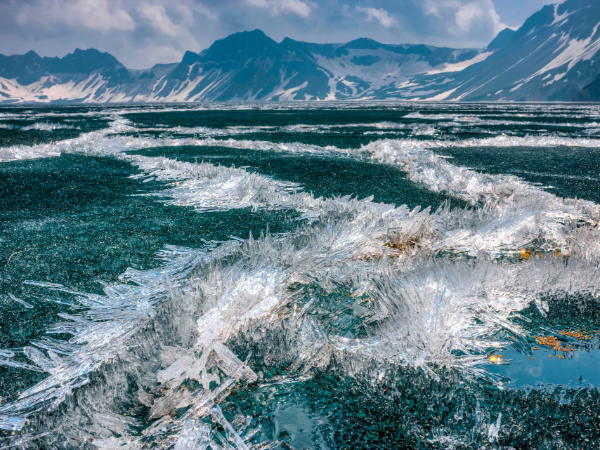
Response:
[72,48,101,56]
[512,3,557,41]
[344,38,383,50]
[204,29,278,62]
[487,28,516,50]
[244,29,269,38]
[52,48,124,73]
[181,50,201,65]
[281,37,301,45]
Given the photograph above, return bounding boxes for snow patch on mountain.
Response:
[427,52,493,75]
[534,23,600,76]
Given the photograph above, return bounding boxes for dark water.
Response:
[1,103,600,449]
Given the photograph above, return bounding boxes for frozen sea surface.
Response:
[0,102,600,449]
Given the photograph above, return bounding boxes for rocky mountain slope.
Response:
[1,0,599,103]
[0,31,492,103]
[404,0,600,101]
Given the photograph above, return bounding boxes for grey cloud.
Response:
[0,0,558,69]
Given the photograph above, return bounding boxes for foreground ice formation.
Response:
[1,190,600,446]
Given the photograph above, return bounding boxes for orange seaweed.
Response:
[521,249,533,259]
[559,330,593,340]
[534,335,576,352]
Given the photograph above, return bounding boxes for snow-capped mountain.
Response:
[404,0,600,101]
[0,31,492,103]
[1,0,600,103]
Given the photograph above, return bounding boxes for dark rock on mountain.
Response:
[486,28,516,51]
[572,74,600,100]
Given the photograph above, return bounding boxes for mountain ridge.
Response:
[403,0,600,101]
[0,30,492,103]
[1,0,599,103]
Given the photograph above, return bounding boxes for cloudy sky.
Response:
[0,0,557,69]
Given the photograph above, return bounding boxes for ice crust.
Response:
[2,106,600,447]
[3,203,600,445]
[20,122,80,131]
[3,114,600,257]
[43,116,600,260]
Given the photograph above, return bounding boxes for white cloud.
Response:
[136,1,212,60]
[190,3,219,22]
[455,3,484,32]
[167,1,219,23]
[246,0,313,17]
[139,3,179,36]
[136,43,184,67]
[17,0,135,32]
[356,6,398,28]
[423,0,447,17]
[485,3,510,35]
[423,0,509,35]
[15,0,218,34]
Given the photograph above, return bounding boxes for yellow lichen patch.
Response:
[356,252,383,261]
[520,249,532,259]
[559,330,593,340]
[358,238,419,261]
[534,335,576,352]
[385,238,419,254]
